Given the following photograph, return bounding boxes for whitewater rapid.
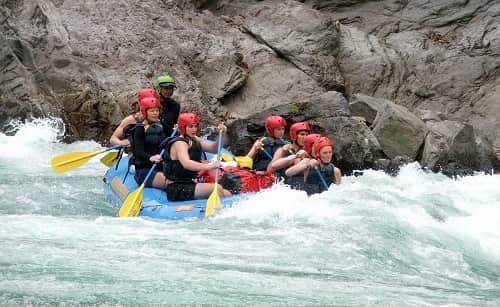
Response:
[0,118,499,306]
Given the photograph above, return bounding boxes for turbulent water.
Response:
[0,118,499,306]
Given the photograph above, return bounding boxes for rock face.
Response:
[421,120,478,175]
[1,0,499,174]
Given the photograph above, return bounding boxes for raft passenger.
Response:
[163,113,232,201]
[153,74,180,137]
[246,115,288,172]
[132,96,167,189]
[267,122,311,186]
[286,136,341,195]
[109,88,159,149]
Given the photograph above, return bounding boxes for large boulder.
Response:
[372,102,428,159]
[421,120,478,173]
[468,82,500,170]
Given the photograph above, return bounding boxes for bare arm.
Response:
[334,166,342,185]
[246,138,264,159]
[174,141,218,171]
[109,115,136,146]
[285,158,311,177]
[199,126,227,153]
[267,148,296,173]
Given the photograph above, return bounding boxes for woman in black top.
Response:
[133,96,166,189]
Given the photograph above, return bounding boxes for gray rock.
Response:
[349,93,386,125]
[413,108,446,123]
[421,120,478,172]
[241,0,345,92]
[314,115,384,174]
[373,155,413,176]
[372,102,428,159]
[1,0,500,174]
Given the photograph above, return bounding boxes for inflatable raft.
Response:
[103,155,252,220]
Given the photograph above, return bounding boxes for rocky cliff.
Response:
[1,0,499,175]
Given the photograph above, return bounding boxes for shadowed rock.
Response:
[421,120,478,173]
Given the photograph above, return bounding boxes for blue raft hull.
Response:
[103,155,250,220]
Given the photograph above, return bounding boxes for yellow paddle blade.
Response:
[100,151,119,167]
[205,183,221,218]
[51,149,106,174]
[118,184,145,217]
[235,156,253,169]
[220,152,235,162]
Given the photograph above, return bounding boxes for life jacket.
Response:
[253,137,287,171]
[163,136,203,183]
[273,148,293,181]
[304,163,335,195]
[132,122,165,169]
[122,113,142,154]
[120,120,164,182]
[198,167,275,194]
[284,172,305,190]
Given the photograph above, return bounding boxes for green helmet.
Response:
[154,74,177,92]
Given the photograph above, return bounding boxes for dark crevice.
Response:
[241,25,296,64]
[7,39,34,68]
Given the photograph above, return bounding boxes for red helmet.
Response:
[303,133,322,156]
[314,136,334,158]
[139,97,161,119]
[177,112,200,135]
[289,122,311,141]
[137,88,159,104]
[265,115,287,137]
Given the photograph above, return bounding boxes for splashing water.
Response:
[0,118,499,306]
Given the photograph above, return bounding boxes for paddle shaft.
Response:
[262,148,273,160]
[204,129,224,218]
[140,149,165,186]
[118,128,178,218]
[314,166,330,190]
[214,130,223,185]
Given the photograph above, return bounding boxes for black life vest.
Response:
[163,136,203,183]
[253,137,287,171]
[122,114,142,153]
[304,163,335,195]
[284,172,305,190]
[132,122,165,169]
[273,149,292,181]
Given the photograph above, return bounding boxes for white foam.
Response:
[0,117,107,174]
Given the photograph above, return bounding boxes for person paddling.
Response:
[286,136,341,195]
[267,122,310,174]
[246,115,288,172]
[282,133,321,188]
[132,97,167,189]
[162,113,232,201]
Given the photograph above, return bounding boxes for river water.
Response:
[0,118,499,306]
